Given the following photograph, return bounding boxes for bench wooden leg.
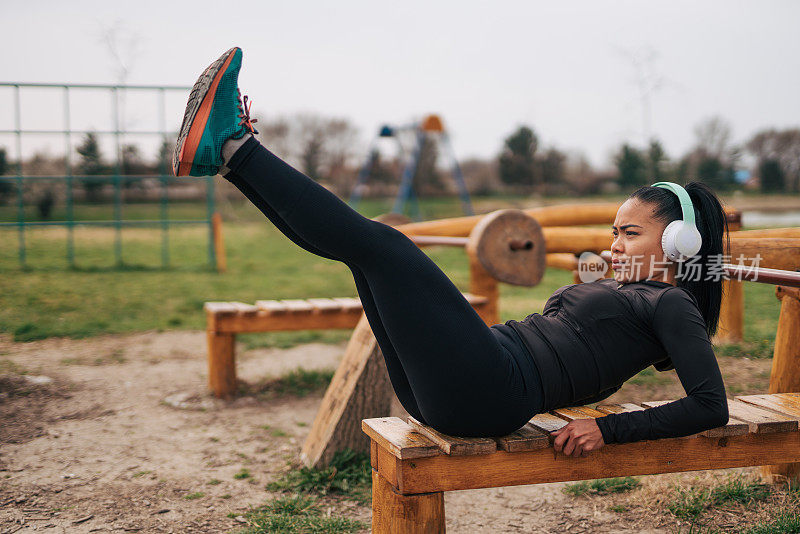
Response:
[372,469,445,534]
[207,331,236,399]
[764,286,800,484]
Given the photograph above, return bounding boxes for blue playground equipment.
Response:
[348,114,474,221]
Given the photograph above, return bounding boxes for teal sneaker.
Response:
[173,47,258,176]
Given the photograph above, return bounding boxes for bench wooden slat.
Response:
[407,417,497,456]
[737,393,800,419]
[332,297,363,311]
[528,412,569,433]
[552,405,608,420]
[595,403,645,414]
[642,400,750,437]
[204,302,228,313]
[495,423,551,452]
[361,417,441,460]
[230,302,259,314]
[306,298,344,313]
[727,399,798,434]
[204,302,240,315]
[281,299,316,313]
[255,300,288,314]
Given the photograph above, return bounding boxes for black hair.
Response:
[629,181,730,338]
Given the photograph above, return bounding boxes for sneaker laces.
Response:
[236,89,259,135]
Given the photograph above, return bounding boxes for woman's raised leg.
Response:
[225,138,534,436]
[172,47,536,436]
[222,170,427,423]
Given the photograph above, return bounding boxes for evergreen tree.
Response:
[647,140,667,182]
[615,144,646,189]
[759,159,785,192]
[540,148,566,187]
[76,133,106,202]
[0,147,12,204]
[499,126,538,187]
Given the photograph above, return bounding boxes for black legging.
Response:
[224,136,541,437]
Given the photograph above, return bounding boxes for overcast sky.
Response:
[1,0,798,169]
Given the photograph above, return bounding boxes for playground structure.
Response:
[0,82,224,270]
[204,199,800,528]
[347,114,474,220]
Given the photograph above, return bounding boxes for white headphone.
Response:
[651,182,703,262]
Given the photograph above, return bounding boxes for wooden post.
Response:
[715,279,744,344]
[467,258,499,326]
[372,470,445,534]
[715,218,744,344]
[212,212,227,273]
[207,330,236,399]
[763,285,800,484]
[300,314,394,468]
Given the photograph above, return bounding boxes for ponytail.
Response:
[629,181,730,338]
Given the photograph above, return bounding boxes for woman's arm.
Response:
[594,288,728,444]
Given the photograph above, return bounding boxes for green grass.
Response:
[563,476,641,496]
[628,367,672,386]
[743,510,800,534]
[242,368,335,400]
[266,449,372,504]
[0,196,785,350]
[234,468,252,480]
[667,475,772,520]
[233,494,366,534]
[184,491,205,500]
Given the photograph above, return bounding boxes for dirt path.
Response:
[0,331,776,533]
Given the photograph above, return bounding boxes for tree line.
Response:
[1,113,798,218]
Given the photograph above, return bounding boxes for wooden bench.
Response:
[204,293,489,398]
[362,393,800,533]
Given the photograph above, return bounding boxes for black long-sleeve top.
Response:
[495,278,729,444]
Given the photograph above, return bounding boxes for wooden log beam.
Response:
[374,431,800,495]
[393,204,740,237]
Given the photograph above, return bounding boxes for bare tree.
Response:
[747,128,800,192]
[693,116,732,160]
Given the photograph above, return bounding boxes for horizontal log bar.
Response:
[598,250,800,287]
[393,204,740,238]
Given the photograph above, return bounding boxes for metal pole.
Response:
[112,87,122,266]
[158,88,169,267]
[13,85,25,267]
[64,86,75,267]
[207,175,216,270]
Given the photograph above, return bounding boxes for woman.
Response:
[174,47,730,458]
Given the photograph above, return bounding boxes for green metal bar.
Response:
[206,175,216,270]
[0,82,191,91]
[13,85,25,267]
[112,87,122,267]
[0,129,176,135]
[0,174,196,181]
[0,220,210,227]
[158,88,169,268]
[64,86,75,267]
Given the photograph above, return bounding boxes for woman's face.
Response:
[611,198,675,285]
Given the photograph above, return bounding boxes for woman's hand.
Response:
[551,418,605,458]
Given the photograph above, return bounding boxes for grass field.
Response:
[0,196,785,352]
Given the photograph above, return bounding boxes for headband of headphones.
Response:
[651,181,695,226]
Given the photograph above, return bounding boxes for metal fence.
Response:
[0,82,218,269]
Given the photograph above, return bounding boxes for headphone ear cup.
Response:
[662,220,703,261]
[661,220,683,261]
